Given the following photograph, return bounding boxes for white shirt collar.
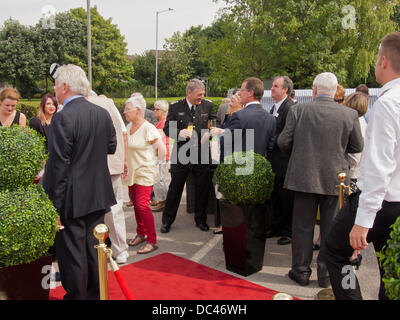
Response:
[186,98,195,109]
[245,101,261,108]
[274,97,287,109]
[379,78,400,98]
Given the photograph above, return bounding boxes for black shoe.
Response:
[196,223,210,231]
[213,229,223,235]
[160,223,171,233]
[318,277,331,288]
[288,270,310,286]
[277,236,291,245]
[317,266,330,288]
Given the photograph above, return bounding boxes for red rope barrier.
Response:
[113,269,135,300]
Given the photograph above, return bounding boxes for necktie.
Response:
[191,105,196,118]
[270,105,275,115]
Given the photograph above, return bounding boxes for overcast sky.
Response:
[0,0,226,55]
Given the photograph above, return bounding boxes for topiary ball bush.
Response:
[213,150,275,206]
[0,184,59,267]
[378,216,400,300]
[0,125,47,192]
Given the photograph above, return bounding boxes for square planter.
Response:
[0,255,53,300]
[219,200,270,276]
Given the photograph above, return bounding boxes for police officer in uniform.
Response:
[161,79,216,233]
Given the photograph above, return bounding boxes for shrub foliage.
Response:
[0,125,57,267]
[378,216,400,300]
[0,125,47,191]
[213,151,274,206]
[0,185,58,267]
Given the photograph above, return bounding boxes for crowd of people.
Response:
[0,31,399,301]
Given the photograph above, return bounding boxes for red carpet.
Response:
[50,253,285,300]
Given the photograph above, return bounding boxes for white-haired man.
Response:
[278,72,364,288]
[161,79,216,233]
[43,64,117,300]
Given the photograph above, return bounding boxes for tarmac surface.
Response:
[120,183,380,301]
[53,175,381,301]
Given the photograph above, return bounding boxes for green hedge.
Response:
[378,216,400,300]
[0,185,58,267]
[213,151,275,206]
[0,126,47,191]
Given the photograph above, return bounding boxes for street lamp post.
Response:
[155,8,173,101]
[87,0,92,88]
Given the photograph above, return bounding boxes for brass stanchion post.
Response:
[315,173,352,300]
[337,172,351,209]
[94,224,109,300]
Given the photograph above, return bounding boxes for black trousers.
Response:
[162,163,210,226]
[322,191,400,300]
[291,192,339,279]
[56,210,105,300]
[270,176,294,237]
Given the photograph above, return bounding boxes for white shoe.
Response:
[115,251,129,264]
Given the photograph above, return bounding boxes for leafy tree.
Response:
[158,31,197,96]
[132,51,156,87]
[0,6,134,97]
[33,11,87,92]
[158,21,229,97]
[0,20,42,98]
[342,0,399,86]
[209,0,399,89]
[70,6,134,95]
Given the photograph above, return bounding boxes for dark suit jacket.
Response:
[266,97,295,177]
[164,98,216,165]
[278,96,364,196]
[227,103,276,158]
[43,97,117,220]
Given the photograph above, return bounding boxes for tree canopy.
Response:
[1,2,400,98]
[0,6,134,98]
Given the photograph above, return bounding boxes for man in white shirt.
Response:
[322,32,400,300]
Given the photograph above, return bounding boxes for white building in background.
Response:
[261,88,381,113]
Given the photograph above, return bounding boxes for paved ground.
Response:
[52,178,381,300]
[119,183,381,301]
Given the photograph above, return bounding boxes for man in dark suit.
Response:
[227,77,276,157]
[161,79,216,233]
[266,76,295,246]
[43,64,117,300]
[278,72,363,288]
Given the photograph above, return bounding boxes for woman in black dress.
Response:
[29,93,58,150]
[0,88,26,127]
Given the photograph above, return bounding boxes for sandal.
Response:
[128,235,146,247]
[137,243,158,254]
